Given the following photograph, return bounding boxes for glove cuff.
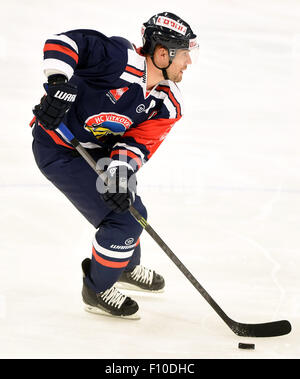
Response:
[48,74,68,85]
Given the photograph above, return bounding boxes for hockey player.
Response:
[31,12,198,319]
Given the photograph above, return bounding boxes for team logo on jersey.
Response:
[136,100,156,114]
[84,112,133,139]
[106,87,129,104]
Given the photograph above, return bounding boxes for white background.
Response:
[0,0,300,359]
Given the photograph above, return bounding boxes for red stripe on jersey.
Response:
[39,124,74,149]
[125,65,144,77]
[44,43,79,64]
[111,149,142,169]
[156,85,182,118]
[123,116,181,160]
[29,116,36,127]
[92,247,129,268]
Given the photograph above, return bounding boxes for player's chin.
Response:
[173,73,183,83]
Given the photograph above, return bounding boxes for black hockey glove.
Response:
[33,75,77,130]
[101,165,137,214]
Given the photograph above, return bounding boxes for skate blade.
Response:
[116,281,165,293]
[84,305,141,320]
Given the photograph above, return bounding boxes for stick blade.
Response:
[232,320,292,337]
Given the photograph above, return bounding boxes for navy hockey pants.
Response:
[32,139,147,292]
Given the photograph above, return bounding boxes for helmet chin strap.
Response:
[151,56,172,80]
[162,68,169,80]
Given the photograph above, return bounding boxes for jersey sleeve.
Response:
[42,29,127,80]
[109,83,183,173]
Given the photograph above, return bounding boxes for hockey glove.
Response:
[33,75,77,130]
[101,165,137,214]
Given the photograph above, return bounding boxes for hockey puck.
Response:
[238,343,255,350]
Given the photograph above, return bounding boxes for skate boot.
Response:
[117,265,165,293]
[81,258,140,319]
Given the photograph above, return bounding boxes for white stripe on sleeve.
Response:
[113,143,145,163]
[47,34,79,53]
[43,58,74,80]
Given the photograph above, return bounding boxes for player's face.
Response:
[167,49,192,83]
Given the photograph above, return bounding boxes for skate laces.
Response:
[130,265,153,285]
[100,287,127,309]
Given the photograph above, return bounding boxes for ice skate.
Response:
[117,265,165,293]
[81,258,140,320]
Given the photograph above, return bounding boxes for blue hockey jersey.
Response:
[31,29,183,172]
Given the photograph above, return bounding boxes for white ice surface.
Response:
[0,0,300,359]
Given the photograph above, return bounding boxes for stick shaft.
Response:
[129,205,231,321]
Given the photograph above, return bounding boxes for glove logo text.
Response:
[54,90,77,102]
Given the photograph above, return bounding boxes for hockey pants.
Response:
[32,139,147,292]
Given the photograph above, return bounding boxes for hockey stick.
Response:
[57,122,291,337]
